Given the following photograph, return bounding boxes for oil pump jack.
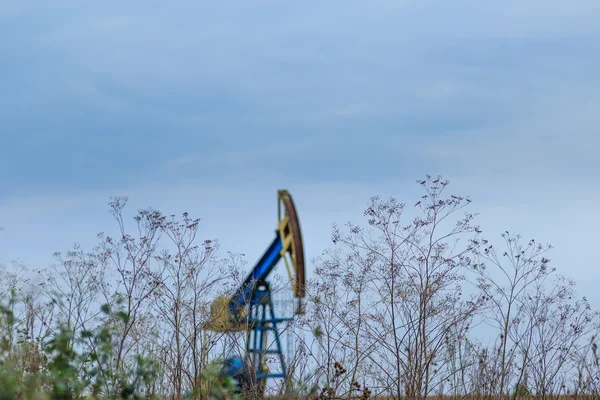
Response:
[206,190,306,396]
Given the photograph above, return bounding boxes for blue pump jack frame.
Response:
[227,232,292,385]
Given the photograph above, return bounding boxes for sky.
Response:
[1,1,599,306]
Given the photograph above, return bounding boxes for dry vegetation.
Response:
[2,175,600,400]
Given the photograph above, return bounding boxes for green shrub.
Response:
[0,295,161,400]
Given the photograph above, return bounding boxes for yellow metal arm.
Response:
[277,190,305,299]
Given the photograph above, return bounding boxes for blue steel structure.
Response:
[218,190,305,396]
[228,236,283,315]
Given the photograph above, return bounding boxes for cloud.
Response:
[1,0,600,307]
[2,1,598,188]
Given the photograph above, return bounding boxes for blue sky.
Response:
[1,1,599,304]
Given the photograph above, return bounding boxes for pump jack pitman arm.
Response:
[227,190,305,316]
